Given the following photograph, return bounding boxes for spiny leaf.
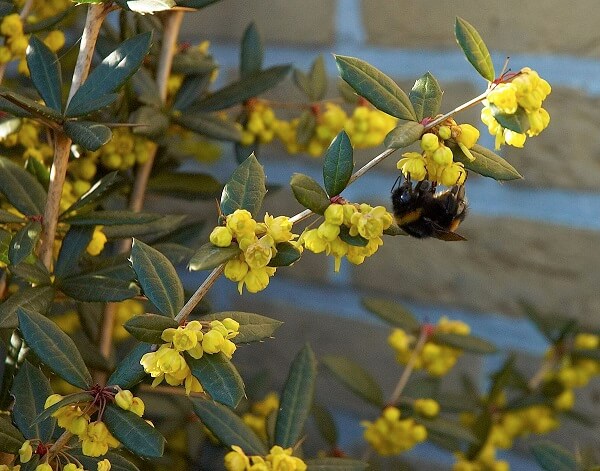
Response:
[409,72,443,121]
[220,153,266,217]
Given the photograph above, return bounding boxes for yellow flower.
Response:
[43,30,65,52]
[162,321,203,356]
[18,440,32,463]
[487,83,518,114]
[130,397,145,417]
[263,213,295,243]
[244,235,275,269]
[455,124,479,149]
[239,267,274,294]
[420,132,440,152]
[35,464,53,471]
[210,226,233,247]
[440,162,466,186]
[317,222,340,242]
[8,35,29,56]
[224,445,250,471]
[324,204,344,225]
[81,421,119,457]
[86,226,107,256]
[224,258,249,282]
[97,459,112,471]
[114,390,134,411]
[0,46,11,63]
[302,229,328,253]
[397,152,427,182]
[431,145,453,166]
[1,14,23,37]
[227,209,257,236]
[266,446,307,471]
[350,205,391,240]
[64,464,83,471]
[202,329,225,354]
[414,398,440,418]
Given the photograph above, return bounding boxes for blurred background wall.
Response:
[175,1,600,469]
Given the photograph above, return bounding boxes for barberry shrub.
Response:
[0,2,586,471]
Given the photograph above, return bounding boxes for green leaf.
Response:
[295,109,316,146]
[148,172,221,200]
[188,243,240,271]
[323,130,353,197]
[312,402,337,447]
[23,6,72,34]
[131,239,184,317]
[334,55,416,121]
[170,50,217,75]
[290,173,330,215]
[18,308,92,389]
[25,156,50,190]
[0,415,24,453]
[0,285,54,329]
[62,171,121,215]
[107,342,153,389]
[62,211,162,226]
[274,344,317,448]
[384,121,425,149]
[66,93,120,119]
[451,143,522,180]
[0,228,9,265]
[123,314,178,343]
[240,22,263,78]
[66,32,152,116]
[202,311,283,343]
[305,458,369,471]
[10,260,51,285]
[70,451,140,471]
[9,221,41,265]
[26,36,62,112]
[102,214,187,240]
[433,332,497,354]
[103,404,165,458]
[455,17,495,82]
[173,74,211,112]
[127,0,175,13]
[175,113,241,142]
[191,397,268,454]
[491,104,530,134]
[187,352,245,407]
[268,242,301,267]
[57,273,140,303]
[191,65,291,112]
[0,88,62,122]
[321,355,383,407]
[220,153,266,217]
[0,157,46,216]
[130,105,170,137]
[338,225,368,247]
[531,441,579,471]
[295,56,327,101]
[36,392,93,424]
[0,209,25,223]
[54,226,94,278]
[409,72,443,121]
[175,0,220,8]
[414,416,478,444]
[63,121,112,152]
[11,362,55,441]
[361,297,420,331]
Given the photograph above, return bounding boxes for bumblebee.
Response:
[391,177,467,241]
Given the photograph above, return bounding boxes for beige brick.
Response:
[503,87,600,190]
[352,215,600,325]
[363,0,600,56]
[180,0,335,45]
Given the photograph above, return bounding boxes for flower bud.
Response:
[431,145,453,166]
[324,204,344,225]
[456,124,479,149]
[209,226,233,247]
[420,133,440,152]
[115,390,134,411]
[438,125,452,140]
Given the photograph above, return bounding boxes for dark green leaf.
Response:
[306,458,369,471]
[192,397,268,454]
[152,242,194,265]
[409,72,443,121]
[54,226,94,279]
[415,416,478,444]
[338,225,368,247]
[0,88,62,122]
[290,173,330,215]
[295,109,316,147]
[312,403,337,447]
[62,171,120,215]
[26,36,62,112]
[531,441,579,471]
[25,156,50,190]
[361,297,420,331]
[18,308,92,389]
[202,311,283,343]
[62,211,162,226]
[124,314,178,343]
[173,74,211,112]
[148,172,221,200]
[274,344,317,448]
[170,50,217,75]
[57,273,140,302]
[103,214,187,240]
[103,404,165,458]
[491,104,530,134]
[323,130,353,197]
[384,121,425,149]
[66,93,120,119]
[0,415,24,453]
[188,243,240,271]
[23,6,72,34]
[0,285,54,329]
[321,355,383,407]
[451,142,522,180]
[0,228,11,265]
[176,0,220,8]
[70,451,140,471]
[175,113,242,142]
[466,411,493,459]
[188,352,245,407]
[63,121,112,152]
[66,32,152,115]
[455,17,495,82]
[0,156,46,216]
[220,153,266,217]
[268,242,301,267]
[131,239,184,317]
[10,260,51,285]
[308,55,327,101]
[192,65,291,112]
[432,332,497,354]
[240,22,263,78]
[130,105,170,137]
[0,209,25,223]
[9,221,41,265]
[334,55,416,121]
[107,342,153,389]
[132,67,161,107]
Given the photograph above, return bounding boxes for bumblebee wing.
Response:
[424,218,467,241]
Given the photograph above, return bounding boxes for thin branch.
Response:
[175,264,225,323]
[389,328,428,405]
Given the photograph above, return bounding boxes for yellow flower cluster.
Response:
[112,299,145,341]
[481,68,551,149]
[0,13,65,75]
[453,446,509,471]
[301,202,393,272]
[388,317,470,376]
[210,209,298,294]
[87,128,155,171]
[26,0,71,23]
[241,100,278,146]
[44,390,143,458]
[224,445,307,471]
[275,102,397,157]
[86,226,107,256]
[413,398,440,418]
[0,119,53,162]
[362,406,427,456]
[242,392,279,441]
[140,318,240,395]
[397,119,478,186]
